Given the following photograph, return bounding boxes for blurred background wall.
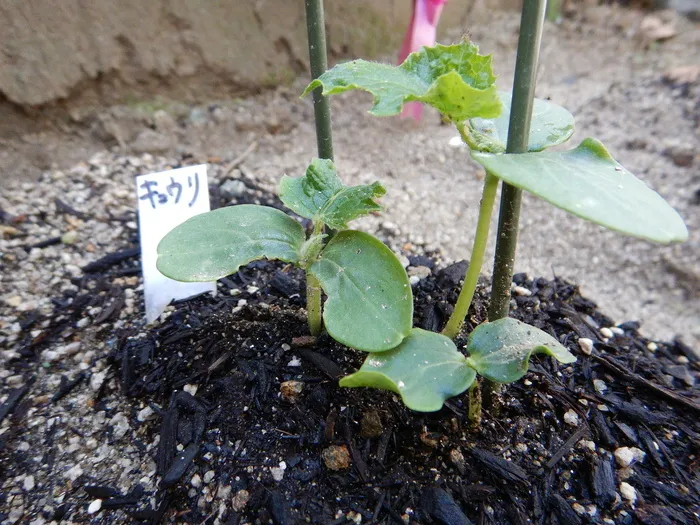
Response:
[0,0,498,110]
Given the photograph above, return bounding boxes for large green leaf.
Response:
[468,91,575,153]
[157,205,305,282]
[309,231,412,352]
[303,41,502,122]
[472,138,688,243]
[340,328,476,412]
[465,318,576,383]
[279,158,386,229]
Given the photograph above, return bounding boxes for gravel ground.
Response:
[0,6,698,522]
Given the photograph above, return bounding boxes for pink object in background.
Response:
[398,0,448,120]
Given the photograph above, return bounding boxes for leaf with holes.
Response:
[308,230,412,352]
[303,41,501,122]
[467,91,575,153]
[279,158,386,229]
[465,318,576,383]
[340,328,476,412]
[472,138,688,243]
[157,205,305,282]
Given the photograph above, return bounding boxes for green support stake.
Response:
[489,0,547,322]
[304,0,334,160]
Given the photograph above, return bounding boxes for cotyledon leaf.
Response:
[157,205,306,282]
[309,230,412,352]
[468,91,575,153]
[465,318,576,383]
[303,41,502,122]
[340,328,476,412]
[471,138,689,243]
[279,158,386,229]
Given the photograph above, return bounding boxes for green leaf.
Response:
[309,231,412,352]
[472,138,689,243]
[279,158,386,229]
[340,328,476,412]
[279,158,342,220]
[157,205,305,282]
[465,318,576,383]
[468,91,575,153]
[303,41,502,122]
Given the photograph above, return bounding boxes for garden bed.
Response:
[1,172,698,524]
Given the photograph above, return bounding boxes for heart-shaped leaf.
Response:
[279,158,386,229]
[472,138,688,243]
[157,205,305,282]
[465,318,576,383]
[468,91,575,153]
[309,231,412,352]
[340,328,476,412]
[303,41,502,122]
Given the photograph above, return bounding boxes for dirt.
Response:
[0,207,698,524]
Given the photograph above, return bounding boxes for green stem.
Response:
[306,273,323,335]
[467,378,482,428]
[304,0,334,160]
[306,220,325,336]
[443,125,500,340]
[489,0,546,322]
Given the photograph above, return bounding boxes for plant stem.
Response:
[304,0,334,160]
[488,0,546,322]
[306,220,325,335]
[443,129,499,339]
[468,379,482,427]
[306,273,323,335]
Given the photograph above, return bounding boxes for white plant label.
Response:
[136,164,215,323]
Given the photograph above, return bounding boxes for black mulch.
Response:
[1,199,698,524]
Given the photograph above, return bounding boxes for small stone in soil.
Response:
[87,499,102,514]
[578,338,594,355]
[619,482,637,504]
[564,410,580,426]
[280,380,304,403]
[322,445,351,470]
[360,410,383,438]
[614,447,645,468]
[600,327,614,339]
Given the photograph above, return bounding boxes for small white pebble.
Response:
[23,475,35,491]
[610,327,624,335]
[287,356,301,367]
[647,342,658,352]
[246,285,259,294]
[579,439,596,452]
[600,327,614,339]
[409,275,420,286]
[183,384,198,396]
[87,499,102,514]
[203,470,215,484]
[191,474,202,488]
[572,503,586,515]
[677,356,689,364]
[281,343,291,351]
[137,406,154,422]
[523,379,532,386]
[619,482,637,504]
[513,285,532,297]
[614,447,646,468]
[229,288,241,296]
[271,461,286,482]
[578,338,593,355]
[564,410,579,426]
[237,299,247,307]
[593,379,608,393]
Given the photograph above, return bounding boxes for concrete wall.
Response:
[0,0,480,109]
